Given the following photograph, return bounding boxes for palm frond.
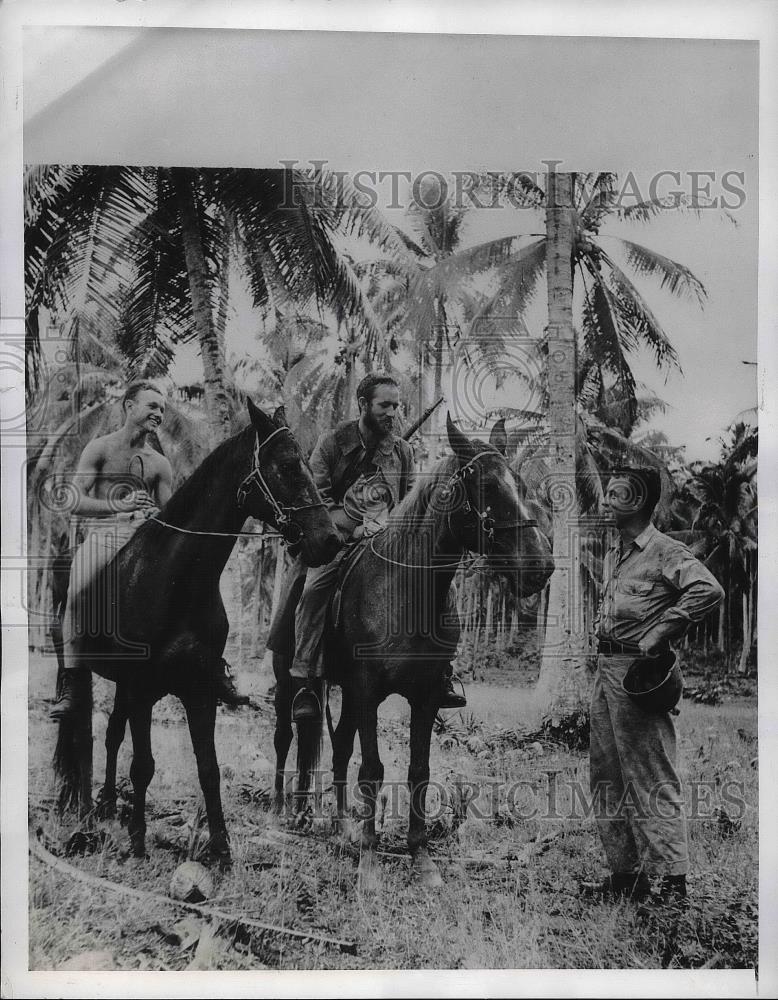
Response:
[580,262,638,433]
[615,195,738,227]
[601,257,681,371]
[616,239,707,306]
[579,172,619,229]
[467,238,547,328]
[477,172,545,210]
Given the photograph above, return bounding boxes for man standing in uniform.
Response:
[50,380,246,719]
[278,372,467,722]
[582,466,724,904]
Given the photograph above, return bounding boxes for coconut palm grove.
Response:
[24,166,758,972]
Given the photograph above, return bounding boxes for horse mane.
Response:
[386,453,460,536]
[157,424,252,524]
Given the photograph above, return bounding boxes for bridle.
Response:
[369,449,541,569]
[236,426,326,546]
[440,450,539,556]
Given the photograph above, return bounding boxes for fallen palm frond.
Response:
[30,829,357,955]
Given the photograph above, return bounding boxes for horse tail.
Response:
[295,679,324,792]
[53,670,94,816]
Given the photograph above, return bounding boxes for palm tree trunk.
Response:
[432,300,447,452]
[485,584,494,643]
[344,351,357,421]
[536,172,590,721]
[536,585,548,649]
[738,591,749,674]
[261,539,288,673]
[252,535,265,658]
[214,223,231,359]
[170,167,232,444]
[724,562,731,671]
[750,564,757,649]
[468,582,479,678]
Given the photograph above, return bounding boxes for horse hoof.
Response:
[205,834,231,869]
[130,836,147,859]
[95,798,116,821]
[412,852,443,889]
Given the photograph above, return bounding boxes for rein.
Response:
[147,519,278,540]
[149,426,324,544]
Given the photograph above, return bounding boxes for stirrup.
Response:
[292,686,322,722]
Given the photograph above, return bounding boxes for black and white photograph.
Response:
[1,2,775,996]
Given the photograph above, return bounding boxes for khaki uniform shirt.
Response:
[595,523,724,646]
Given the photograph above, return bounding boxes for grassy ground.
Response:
[27,639,758,973]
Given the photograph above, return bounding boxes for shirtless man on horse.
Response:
[50,380,247,719]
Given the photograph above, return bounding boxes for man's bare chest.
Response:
[95,448,157,495]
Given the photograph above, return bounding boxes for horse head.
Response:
[243,399,342,567]
[446,413,554,597]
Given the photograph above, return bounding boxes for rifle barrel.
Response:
[402,396,444,441]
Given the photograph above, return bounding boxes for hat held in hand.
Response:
[622,649,683,714]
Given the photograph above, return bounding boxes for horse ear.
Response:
[489,418,508,456]
[247,398,274,437]
[446,412,476,465]
[272,404,288,428]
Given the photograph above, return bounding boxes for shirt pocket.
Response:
[614,579,655,620]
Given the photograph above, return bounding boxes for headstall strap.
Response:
[237,427,324,545]
[443,450,538,554]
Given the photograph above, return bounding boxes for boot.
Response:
[215,659,249,708]
[439,671,467,710]
[49,669,86,720]
[291,681,322,723]
[579,871,651,902]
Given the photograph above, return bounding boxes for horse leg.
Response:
[294,677,324,818]
[408,701,443,888]
[332,692,359,842]
[272,653,293,815]
[183,695,231,868]
[96,683,128,819]
[127,697,155,858]
[355,696,383,882]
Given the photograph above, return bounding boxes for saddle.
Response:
[328,537,372,631]
[266,539,371,661]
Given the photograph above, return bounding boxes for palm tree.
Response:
[25,165,406,442]
[472,170,731,730]
[468,171,720,436]
[683,422,757,671]
[531,171,591,727]
[373,179,526,445]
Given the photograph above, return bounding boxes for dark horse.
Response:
[274,415,554,886]
[55,400,341,864]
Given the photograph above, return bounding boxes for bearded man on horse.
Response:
[49,380,247,720]
[269,371,467,723]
